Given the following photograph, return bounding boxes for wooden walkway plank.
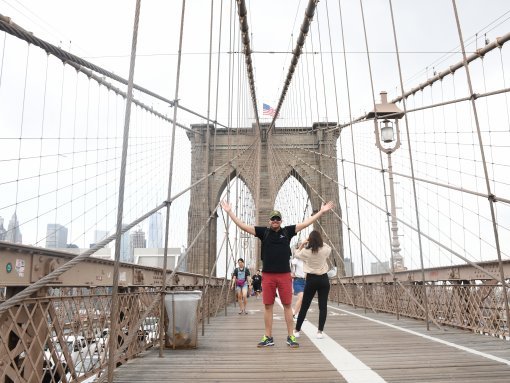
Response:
[111,296,510,382]
[319,302,510,382]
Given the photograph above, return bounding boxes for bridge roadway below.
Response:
[110,296,510,382]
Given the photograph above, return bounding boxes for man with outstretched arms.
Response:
[220,200,334,348]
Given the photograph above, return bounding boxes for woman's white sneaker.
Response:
[293,330,300,338]
[316,332,324,339]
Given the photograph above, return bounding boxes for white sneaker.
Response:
[316,332,324,339]
[293,330,300,338]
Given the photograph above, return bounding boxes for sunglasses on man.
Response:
[270,216,281,221]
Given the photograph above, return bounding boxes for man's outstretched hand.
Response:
[220,200,232,213]
[320,201,335,213]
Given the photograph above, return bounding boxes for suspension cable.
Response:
[388,0,430,329]
[108,0,142,380]
[269,0,319,134]
[234,0,260,129]
[0,13,229,129]
[324,0,355,277]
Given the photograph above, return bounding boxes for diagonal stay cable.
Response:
[101,145,260,370]
[0,141,257,316]
[65,61,195,134]
[321,31,510,135]
[273,139,444,328]
[0,13,230,129]
[272,135,510,288]
[267,141,364,310]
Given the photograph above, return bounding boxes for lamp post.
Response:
[367,91,404,272]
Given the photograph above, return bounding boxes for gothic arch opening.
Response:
[216,176,256,277]
[273,173,313,247]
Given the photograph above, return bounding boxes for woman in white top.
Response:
[293,230,332,339]
[291,249,306,319]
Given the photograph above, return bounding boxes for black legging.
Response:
[295,273,330,332]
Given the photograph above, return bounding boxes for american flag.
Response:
[263,103,276,117]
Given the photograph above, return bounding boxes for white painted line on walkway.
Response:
[301,320,388,383]
[328,304,510,366]
[275,298,387,383]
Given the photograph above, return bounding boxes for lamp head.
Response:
[380,119,394,143]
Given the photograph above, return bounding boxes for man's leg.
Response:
[283,303,294,335]
[261,273,276,338]
[264,304,274,336]
[276,273,295,337]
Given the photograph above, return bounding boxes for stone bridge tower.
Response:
[185,123,343,275]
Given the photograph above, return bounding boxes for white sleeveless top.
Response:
[290,257,306,278]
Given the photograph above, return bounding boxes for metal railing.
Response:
[330,267,510,339]
[0,247,234,383]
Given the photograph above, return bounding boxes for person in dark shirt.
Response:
[252,270,262,299]
[220,200,334,348]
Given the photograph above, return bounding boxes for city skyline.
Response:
[4,212,22,244]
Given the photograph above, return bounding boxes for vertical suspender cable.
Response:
[337,0,365,309]
[357,0,382,313]
[202,0,215,336]
[224,0,235,317]
[388,0,429,329]
[159,0,187,358]
[451,0,510,326]
[324,0,353,284]
[209,0,225,324]
[108,0,141,381]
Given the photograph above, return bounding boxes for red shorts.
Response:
[261,272,292,305]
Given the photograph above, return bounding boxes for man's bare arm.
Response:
[295,201,334,232]
[220,200,256,235]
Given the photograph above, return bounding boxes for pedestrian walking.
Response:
[231,258,251,314]
[252,270,262,299]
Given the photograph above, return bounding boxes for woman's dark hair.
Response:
[307,230,323,253]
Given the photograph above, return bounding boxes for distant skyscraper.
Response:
[148,211,163,248]
[46,224,68,248]
[5,212,22,244]
[0,216,6,241]
[120,224,130,263]
[130,229,146,262]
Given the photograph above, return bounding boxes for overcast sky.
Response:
[3,0,509,122]
[1,0,509,275]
